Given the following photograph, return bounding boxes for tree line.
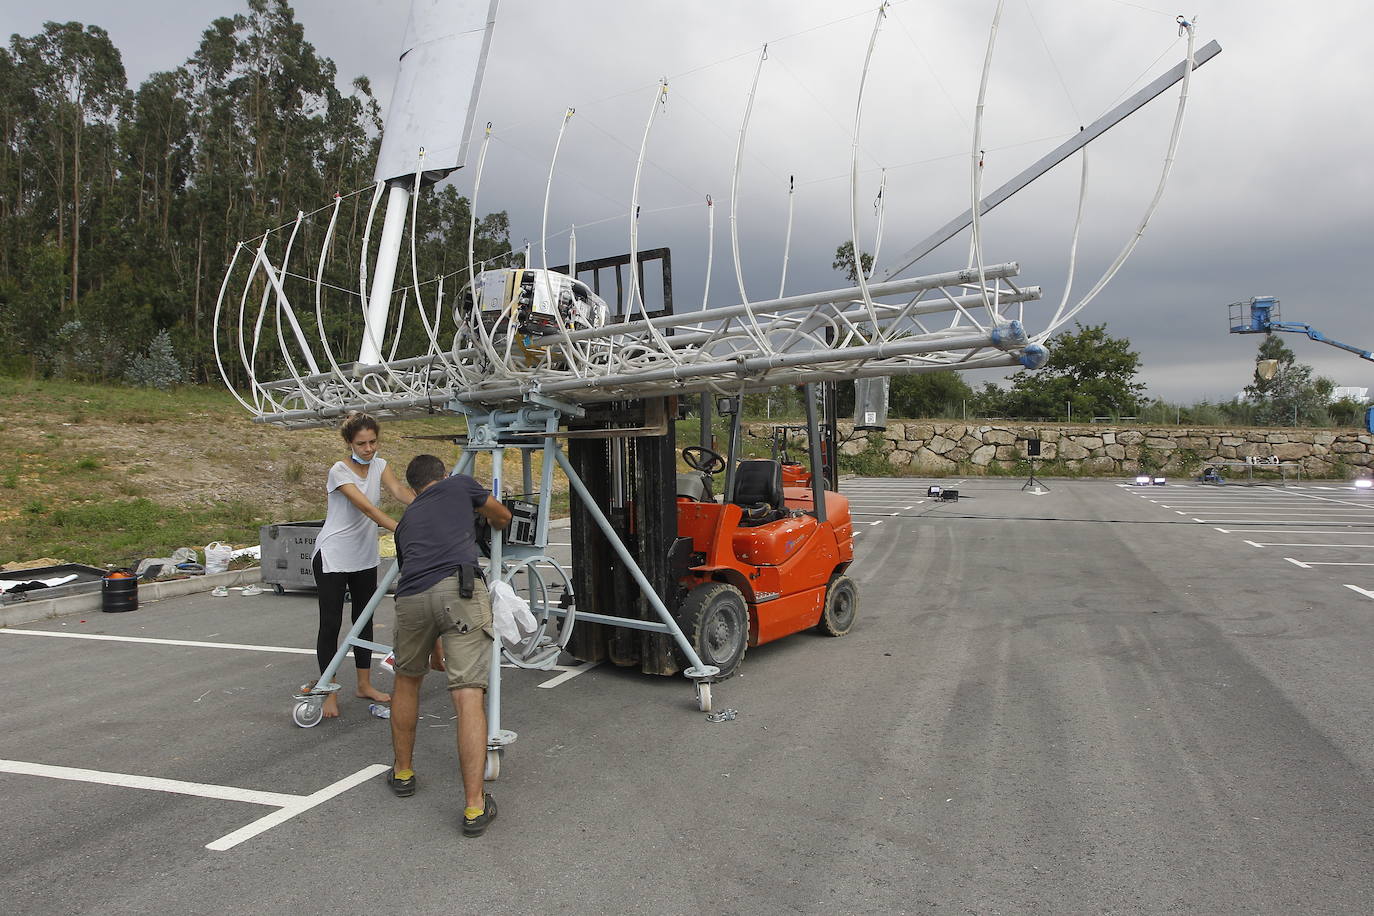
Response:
[0,0,511,385]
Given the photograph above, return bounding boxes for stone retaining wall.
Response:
[751,422,1374,478]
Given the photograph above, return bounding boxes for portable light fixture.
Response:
[1134,475,1151,485]
[1153,476,1166,486]
[1355,478,1373,490]
[928,486,942,497]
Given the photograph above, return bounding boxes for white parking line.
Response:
[1343,585,1374,600]
[1285,557,1312,568]
[1192,519,1374,527]
[1294,561,1374,567]
[0,758,388,852]
[1212,528,1374,535]
[1169,511,1374,516]
[0,629,313,655]
[1245,542,1374,549]
[207,764,390,851]
[536,660,600,689]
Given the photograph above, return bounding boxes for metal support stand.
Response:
[459,397,722,775]
[1022,456,1049,492]
[290,395,723,771]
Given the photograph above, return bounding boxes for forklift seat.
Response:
[732,459,787,525]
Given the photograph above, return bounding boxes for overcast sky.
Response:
[5,0,1371,403]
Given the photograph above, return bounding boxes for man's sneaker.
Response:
[386,769,416,797]
[463,793,498,837]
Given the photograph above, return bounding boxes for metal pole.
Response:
[879,40,1222,278]
[723,405,744,503]
[700,393,713,450]
[485,444,504,746]
[359,182,411,365]
[314,561,399,690]
[803,383,827,522]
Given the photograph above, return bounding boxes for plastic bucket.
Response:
[101,570,138,613]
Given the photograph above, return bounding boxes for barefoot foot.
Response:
[323,693,341,718]
[357,686,391,703]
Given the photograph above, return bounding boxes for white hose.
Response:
[728,45,774,352]
[871,169,887,276]
[847,3,889,341]
[778,175,795,298]
[464,124,505,371]
[212,242,266,415]
[701,196,715,310]
[1046,142,1089,331]
[626,81,680,362]
[967,0,1006,316]
[1041,19,1197,338]
[539,107,589,377]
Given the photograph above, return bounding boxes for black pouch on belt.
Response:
[458,564,475,599]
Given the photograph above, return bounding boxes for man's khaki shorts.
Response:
[393,575,493,691]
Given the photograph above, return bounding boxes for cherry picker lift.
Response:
[1228,296,1374,432]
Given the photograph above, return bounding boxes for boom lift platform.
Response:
[1228,296,1374,432]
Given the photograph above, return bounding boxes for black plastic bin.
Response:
[101,570,139,613]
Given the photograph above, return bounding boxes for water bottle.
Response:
[368,703,391,719]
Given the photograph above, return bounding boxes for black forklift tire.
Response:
[817,574,857,637]
[680,582,749,680]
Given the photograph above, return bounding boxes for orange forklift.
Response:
[671,386,857,678]
[559,251,855,683]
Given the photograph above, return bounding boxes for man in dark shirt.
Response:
[388,454,511,838]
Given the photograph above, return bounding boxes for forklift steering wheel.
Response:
[682,446,727,475]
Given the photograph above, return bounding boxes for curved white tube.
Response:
[626,81,680,361]
[847,3,889,341]
[539,107,588,377]
[1046,143,1089,331]
[1042,20,1198,337]
[212,242,265,415]
[968,0,1006,316]
[701,196,715,310]
[778,176,795,298]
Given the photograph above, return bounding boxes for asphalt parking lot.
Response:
[4,477,1374,915]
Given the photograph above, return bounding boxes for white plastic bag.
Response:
[205,541,233,575]
[489,580,537,650]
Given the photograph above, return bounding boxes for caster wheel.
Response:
[696,681,713,713]
[273,583,285,596]
[292,699,323,728]
[484,748,501,781]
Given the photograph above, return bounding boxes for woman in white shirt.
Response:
[311,412,414,718]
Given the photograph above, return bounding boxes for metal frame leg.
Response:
[300,561,398,697]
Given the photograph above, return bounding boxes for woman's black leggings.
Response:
[312,553,378,673]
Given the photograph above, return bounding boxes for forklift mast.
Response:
[558,248,686,674]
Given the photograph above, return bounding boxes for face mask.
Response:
[352,452,374,465]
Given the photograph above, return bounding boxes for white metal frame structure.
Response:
[236,6,1220,771]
